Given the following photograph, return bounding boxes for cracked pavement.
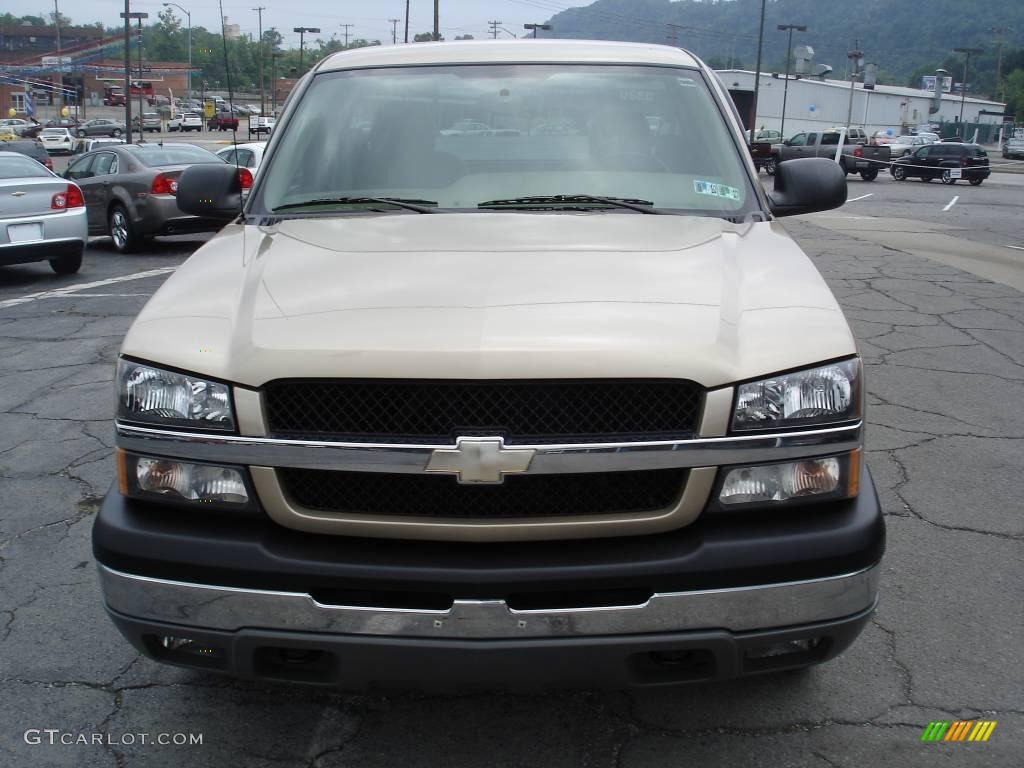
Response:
[1,188,1022,766]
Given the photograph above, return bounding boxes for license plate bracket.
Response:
[7,222,44,243]
[949,168,962,179]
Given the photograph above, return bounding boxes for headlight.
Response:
[732,359,861,431]
[714,450,860,510]
[118,450,256,511]
[117,359,234,431]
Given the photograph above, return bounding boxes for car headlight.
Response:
[714,450,860,510]
[117,450,256,512]
[732,359,861,431]
[116,359,234,431]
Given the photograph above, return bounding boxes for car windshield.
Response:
[255,64,756,217]
[42,128,66,136]
[129,145,222,166]
[0,154,49,178]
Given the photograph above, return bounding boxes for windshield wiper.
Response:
[477,194,664,214]
[272,197,439,214]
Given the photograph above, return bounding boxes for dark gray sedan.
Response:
[63,143,246,252]
[74,118,126,138]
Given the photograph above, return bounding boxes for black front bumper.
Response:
[93,465,884,599]
[107,605,875,690]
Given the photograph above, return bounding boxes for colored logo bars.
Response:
[921,721,997,742]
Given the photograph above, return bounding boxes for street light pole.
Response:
[777,24,806,140]
[953,46,984,140]
[162,3,191,102]
[293,27,320,74]
[749,0,767,139]
[845,43,863,131]
[253,6,265,115]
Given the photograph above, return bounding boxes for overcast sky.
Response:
[9,0,592,48]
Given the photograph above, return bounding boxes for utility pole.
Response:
[989,26,1010,102]
[665,23,682,47]
[340,23,353,47]
[136,14,146,142]
[53,0,62,114]
[120,5,146,144]
[389,18,400,45]
[524,23,551,38]
[749,0,767,138]
[433,0,440,41]
[489,20,502,39]
[845,41,863,131]
[777,23,806,140]
[404,0,410,43]
[293,27,320,74]
[271,52,279,113]
[253,6,265,116]
[953,46,984,140]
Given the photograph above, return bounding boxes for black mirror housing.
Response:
[177,163,243,220]
[767,157,847,218]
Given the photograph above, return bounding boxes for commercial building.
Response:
[721,69,1007,139]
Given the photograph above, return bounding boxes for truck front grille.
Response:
[278,468,689,519]
[263,379,704,444]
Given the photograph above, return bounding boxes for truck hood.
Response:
[122,213,856,389]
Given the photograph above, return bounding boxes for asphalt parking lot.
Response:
[0,170,1021,767]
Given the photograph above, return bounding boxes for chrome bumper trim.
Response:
[114,422,862,475]
[98,563,879,639]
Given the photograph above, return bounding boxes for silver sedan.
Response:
[0,150,87,274]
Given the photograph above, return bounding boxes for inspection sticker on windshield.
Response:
[694,180,740,201]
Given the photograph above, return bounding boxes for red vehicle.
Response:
[103,87,126,106]
[103,83,156,107]
[208,111,239,131]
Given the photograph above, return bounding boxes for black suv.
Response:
[890,142,990,186]
[0,139,54,170]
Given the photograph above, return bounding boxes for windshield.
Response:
[42,128,67,136]
[128,145,222,166]
[255,64,756,216]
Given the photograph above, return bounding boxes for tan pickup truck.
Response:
[94,40,882,690]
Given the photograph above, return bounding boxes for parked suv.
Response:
[94,41,883,691]
[890,142,990,185]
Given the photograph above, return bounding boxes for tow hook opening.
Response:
[629,648,717,683]
[252,646,338,684]
[742,636,830,672]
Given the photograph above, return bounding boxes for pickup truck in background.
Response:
[208,111,240,131]
[771,128,890,181]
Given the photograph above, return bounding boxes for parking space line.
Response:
[847,193,874,202]
[942,196,959,212]
[0,267,176,310]
[1007,245,1024,251]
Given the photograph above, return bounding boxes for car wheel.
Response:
[860,169,878,182]
[108,205,140,253]
[764,157,777,175]
[969,178,983,186]
[77,129,86,138]
[941,170,956,185]
[49,250,83,274]
[113,128,122,137]
[891,165,907,181]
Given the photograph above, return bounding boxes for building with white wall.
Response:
[719,69,1006,138]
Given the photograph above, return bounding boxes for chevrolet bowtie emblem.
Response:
[425,437,536,484]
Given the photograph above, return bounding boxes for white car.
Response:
[887,134,934,158]
[216,142,266,178]
[167,112,203,132]
[72,136,127,155]
[40,127,74,154]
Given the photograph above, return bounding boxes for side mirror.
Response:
[767,157,846,218]
[177,163,243,220]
